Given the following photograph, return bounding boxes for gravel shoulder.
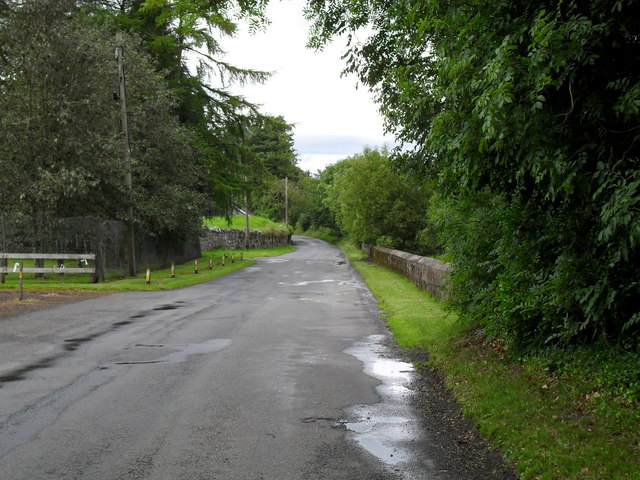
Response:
[0,290,111,319]
[406,346,518,479]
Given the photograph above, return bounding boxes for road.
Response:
[0,237,440,479]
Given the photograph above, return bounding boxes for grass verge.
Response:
[341,241,640,480]
[0,245,295,291]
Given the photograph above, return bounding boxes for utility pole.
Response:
[284,176,289,228]
[244,190,250,250]
[116,32,136,277]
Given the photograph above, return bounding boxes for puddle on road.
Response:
[277,279,362,288]
[63,334,103,352]
[112,320,133,327]
[116,338,231,365]
[342,335,424,474]
[259,258,290,264]
[153,304,180,311]
[278,279,338,287]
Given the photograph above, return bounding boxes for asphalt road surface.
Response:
[0,237,444,479]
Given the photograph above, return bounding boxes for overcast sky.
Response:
[216,0,395,173]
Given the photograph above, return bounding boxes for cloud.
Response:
[295,134,397,173]
[295,134,382,155]
[216,0,395,171]
[298,154,346,173]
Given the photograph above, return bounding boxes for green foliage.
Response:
[0,0,294,246]
[246,115,301,181]
[241,115,306,225]
[0,0,210,239]
[345,241,640,479]
[300,226,341,244]
[295,161,347,233]
[107,0,270,126]
[307,0,640,348]
[325,147,435,253]
[94,0,276,220]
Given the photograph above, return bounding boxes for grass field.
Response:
[341,242,640,480]
[0,245,295,292]
[203,215,288,232]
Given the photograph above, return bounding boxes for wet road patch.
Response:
[343,335,430,477]
[115,339,231,365]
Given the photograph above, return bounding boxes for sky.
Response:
[216,0,395,173]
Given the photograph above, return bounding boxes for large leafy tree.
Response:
[246,115,300,181]
[306,0,640,347]
[325,147,431,253]
[245,116,303,223]
[88,0,272,214]
[105,0,270,124]
[0,0,208,238]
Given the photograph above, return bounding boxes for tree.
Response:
[244,115,302,223]
[325,147,431,253]
[246,116,300,181]
[0,0,124,218]
[87,0,270,130]
[77,0,276,221]
[0,0,209,238]
[305,1,640,348]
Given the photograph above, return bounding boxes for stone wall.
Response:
[363,245,450,299]
[200,227,290,251]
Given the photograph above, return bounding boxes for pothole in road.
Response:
[112,320,133,327]
[115,338,231,365]
[153,304,180,311]
[63,334,103,352]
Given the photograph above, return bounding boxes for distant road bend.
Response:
[0,236,508,479]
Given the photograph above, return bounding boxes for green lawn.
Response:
[341,242,640,480]
[0,245,295,292]
[203,215,288,232]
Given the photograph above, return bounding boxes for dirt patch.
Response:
[0,290,110,319]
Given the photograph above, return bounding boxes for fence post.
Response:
[19,262,23,301]
[1,214,5,284]
[91,217,103,283]
[171,262,175,278]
